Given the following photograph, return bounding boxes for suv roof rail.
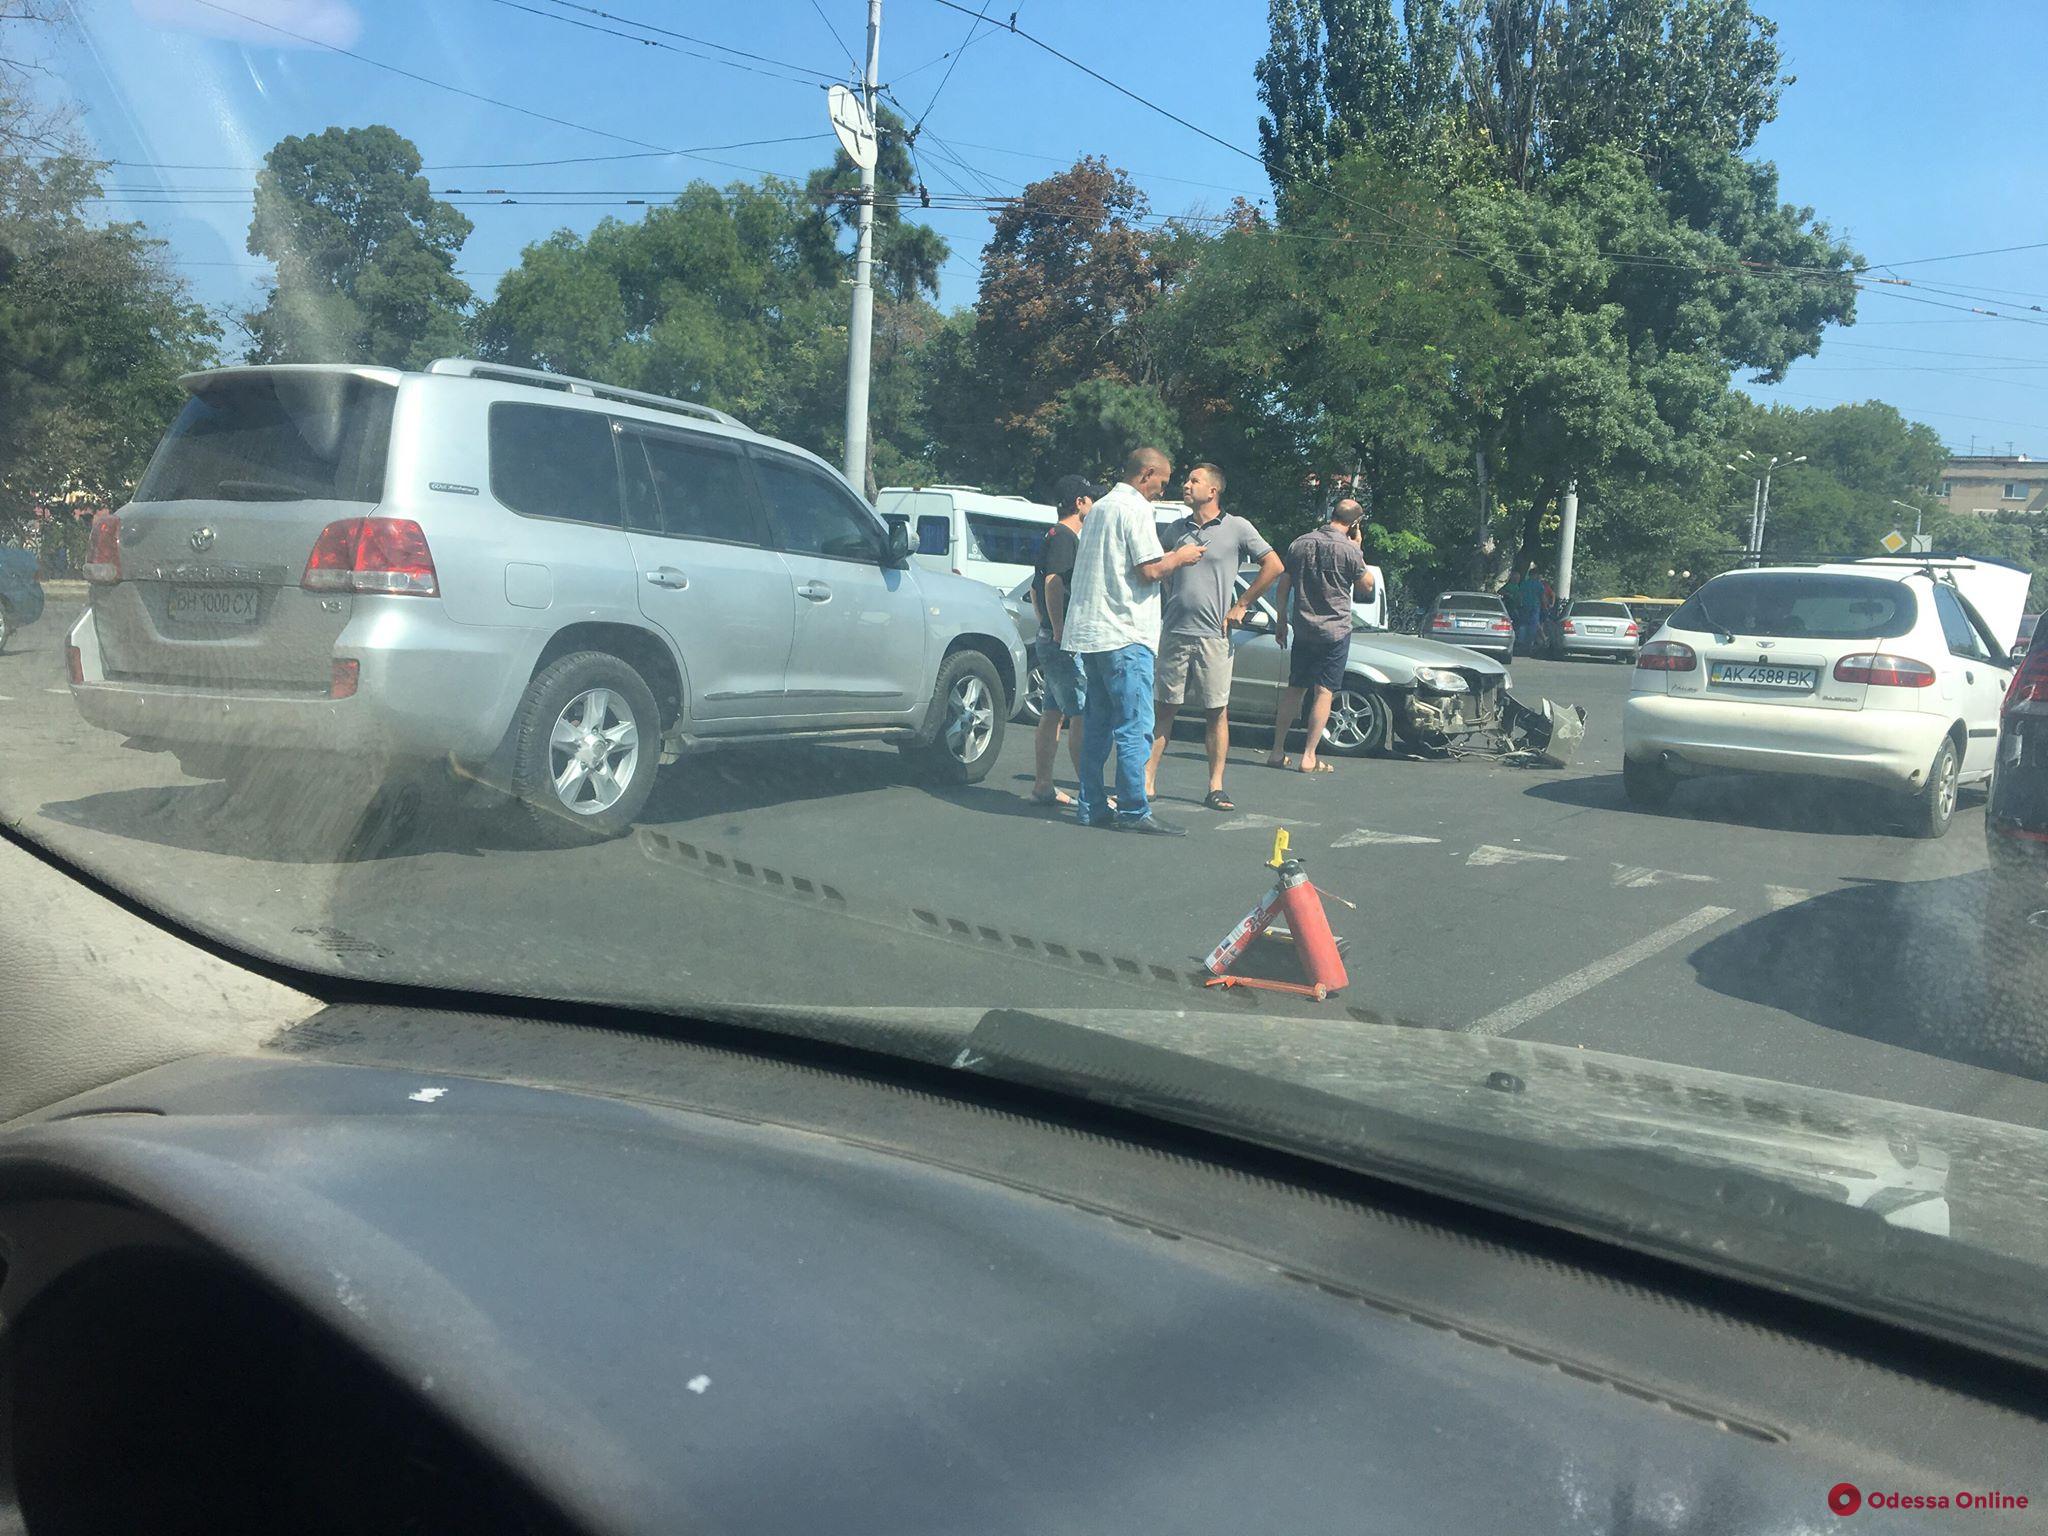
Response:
[425,357,747,431]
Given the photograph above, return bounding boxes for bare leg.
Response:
[1266,686,1306,765]
[1204,707,1229,795]
[1146,700,1178,799]
[1031,708,1067,801]
[1298,686,1336,771]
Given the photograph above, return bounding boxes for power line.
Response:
[528,0,841,80]
[914,0,997,130]
[806,0,861,73]
[474,0,830,85]
[1867,239,2048,270]
[926,0,1257,164]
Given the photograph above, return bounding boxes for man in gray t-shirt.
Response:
[1266,498,1376,775]
[1147,463,1282,811]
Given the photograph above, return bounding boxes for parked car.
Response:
[67,359,1027,842]
[2012,612,2038,658]
[1982,638,2048,1074]
[1558,598,1640,662]
[1621,557,2028,838]
[0,548,45,654]
[876,484,1056,593]
[1420,590,1516,662]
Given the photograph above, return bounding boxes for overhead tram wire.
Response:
[179,0,824,177]
[806,0,862,74]
[913,0,997,132]
[475,0,828,85]
[528,0,843,81]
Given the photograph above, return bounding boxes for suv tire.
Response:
[904,649,1006,785]
[511,650,661,844]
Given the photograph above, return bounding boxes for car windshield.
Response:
[1676,572,1917,641]
[8,0,2048,1362]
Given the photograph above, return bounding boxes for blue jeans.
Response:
[1077,643,1154,826]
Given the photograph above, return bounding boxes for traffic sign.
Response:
[1880,529,1907,554]
[827,84,877,171]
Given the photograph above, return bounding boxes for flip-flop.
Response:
[1264,755,1292,771]
[1030,787,1075,806]
[1204,790,1235,811]
[1297,761,1336,775]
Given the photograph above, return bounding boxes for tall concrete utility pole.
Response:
[841,0,882,494]
[1555,481,1579,602]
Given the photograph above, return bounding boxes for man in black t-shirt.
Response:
[1028,475,1105,805]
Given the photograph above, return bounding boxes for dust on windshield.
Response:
[5,0,2048,1336]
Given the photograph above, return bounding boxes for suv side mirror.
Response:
[884,521,912,567]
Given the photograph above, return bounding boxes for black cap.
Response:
[1054,474,1109,510]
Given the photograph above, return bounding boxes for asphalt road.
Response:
[5,599,2044,1132]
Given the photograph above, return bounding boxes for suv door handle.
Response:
[645,567,688,590]
[797,581,832,602]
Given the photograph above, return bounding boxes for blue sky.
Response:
[42,0,2048,456]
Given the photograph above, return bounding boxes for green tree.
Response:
[806,104,949,304]
[929,157,1168,489]
[0,97,218,549]
[244,125,473,368]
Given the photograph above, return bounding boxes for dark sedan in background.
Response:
[1983,639,2048,1077]
[0,549,44,654]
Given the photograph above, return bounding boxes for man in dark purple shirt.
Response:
[1266,499,1376,774]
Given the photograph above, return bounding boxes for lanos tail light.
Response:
[1637,641,1697,672]
[1834,653,1936,688]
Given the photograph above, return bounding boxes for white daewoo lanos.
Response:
[1621,557,2031,838]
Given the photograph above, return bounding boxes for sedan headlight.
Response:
[1413,666,1470,693]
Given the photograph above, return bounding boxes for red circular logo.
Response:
[1829,1483,1863,1517]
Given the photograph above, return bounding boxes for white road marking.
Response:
[1466,843,1569,868]
[1332,828,1442,848]
[0,695,14,702]
[1464,905,1736,1038]
[1213,813,1318,833]
[42,687,67,695]
[408,1086,448,1103]
[1611,863,1716,889]
[686,1374,711,1394]
[1766,885,1809,910]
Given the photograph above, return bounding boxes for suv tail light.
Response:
[1834,653,1935,688]
[1637,641,1697,672]
[84,513,121,584]
[330,658,360,699]
[303,517,439,596]
[2005,646,2048,709]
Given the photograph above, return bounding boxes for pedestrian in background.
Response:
[1512,562,1546,654]
[1146,463,1282,813]
[1026,474,1104,806]
[1265,498,1375,776]
[1061,446,1206,835]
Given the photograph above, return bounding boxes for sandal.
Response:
[1204,790,1235,811]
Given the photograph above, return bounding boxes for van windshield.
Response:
[136,376,394,505]
[1675,572,1916,641]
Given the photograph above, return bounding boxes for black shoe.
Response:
[1119,816,1188,837]
[1077,813,1119,830]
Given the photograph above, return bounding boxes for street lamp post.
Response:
[1727,451,1804,566]
[1889,498,1924,541]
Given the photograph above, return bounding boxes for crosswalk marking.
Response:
[1466,843,1569,868]
[1765,884,1810,910]
[1331,828,1442,848]
[1611,864,1716,889]
[1213,813,1318,833]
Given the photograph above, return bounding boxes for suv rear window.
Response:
[1672,572,1915,641]
[136,375,393,504]
[965,513,1047,566]
[1570,600,1629,618]
[489,402,621,526]
[1437,594,1505,614]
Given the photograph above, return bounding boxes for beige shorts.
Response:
[1156,633,1233,710]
